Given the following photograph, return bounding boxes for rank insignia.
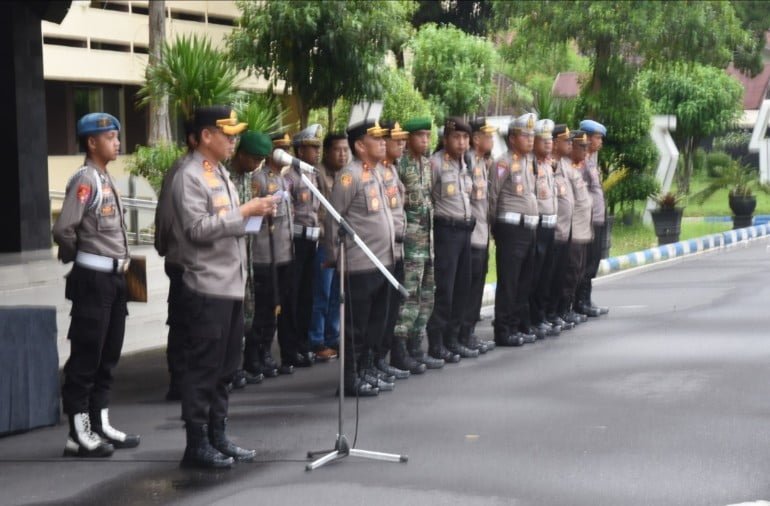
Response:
[446,183,456,196]
[76,184,91,204]
[384,170,393,181]
[340,173,353,188]
[516,184,523,193]
[202,160,214,171]
[371,197,380,210]
[390,196,398,208]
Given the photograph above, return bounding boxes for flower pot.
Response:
[651,208,683,246]
[729,194,756,229]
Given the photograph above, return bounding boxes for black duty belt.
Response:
[433,216,476,231]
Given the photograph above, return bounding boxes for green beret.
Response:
[238,131,272,157]
[403,117,432,133]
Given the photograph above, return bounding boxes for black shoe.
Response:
[90,409,140,449]
[231,370,248,389]
[259,349,279,377]
[495,333,524,347]
[430,346,460,364]
[447,343,480,358]
[376,358,410,380]
[367,366,396,384]
[64,413,115,458]
[593,303,609,315]
[464,334,488,354]
[289,352,315,368]
[483,339,496,351]
[520,331,537,344]
[242,369,264,384]
[391,343,427,375]
[577,304,601,317]
[561,311,581,326]
[530,324,548,340]
[340,376,379,397]
[209,418,256,462]
[546,323,561,337]
[362,370,395,391]
[181,423,234,469]
[411,350,445,369]
[278,363,294,375]
[548,314,574,330]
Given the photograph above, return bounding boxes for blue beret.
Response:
[579,119,607,137]
[77,112,120,137]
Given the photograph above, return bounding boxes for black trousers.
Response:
[61,265,127,416]
[548,239,587,314]
[426,222,472,347]
[576,223,606,305]
[380,258,404,359]
[164,262,185,393]
[492,222,535,340]
[529,226,557,325]
[244,263,295,369]
[460,245,488,341]
[291,238,316,354]
[178,285,243,425]
[344,268,391,376]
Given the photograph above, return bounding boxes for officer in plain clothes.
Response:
[53,112,140,458]
[489,113,540,347]
[426,117,479,363]
[171,106,276,469]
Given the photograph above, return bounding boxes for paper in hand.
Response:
[245,216,263,233]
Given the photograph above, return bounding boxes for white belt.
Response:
[75,251,130,273]
[540,214,557,228]
[498,212,522,225]
[293,224,320,241]
[523,215,540,230]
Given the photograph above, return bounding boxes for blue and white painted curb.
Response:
[481,222,770,306]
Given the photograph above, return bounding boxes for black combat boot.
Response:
[181,423,234,469]
[209,418,256,462]
[90,408,140,449]
[63,412,114,458]
[390,340,427,375]
[376,356,410,380]
[446,331,479,358]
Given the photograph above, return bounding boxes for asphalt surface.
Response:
[2,238,770,506]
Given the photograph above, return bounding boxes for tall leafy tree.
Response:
[147,0,171,146]
[228,0,415,128]
[731,0,770,77]
[640,63,744,194]
[411,23,499,122]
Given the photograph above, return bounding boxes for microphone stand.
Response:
[296,164,408,472]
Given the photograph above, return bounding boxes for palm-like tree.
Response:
[138,34,240,121]
[232,92,293,135]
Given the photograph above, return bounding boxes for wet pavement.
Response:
[2,239,770,506]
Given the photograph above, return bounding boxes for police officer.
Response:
[324,120,396,396]
[391,118,442,373]
[286,124,323,368]
[544,124,576,331]
[426,117,478,362]
[575,119,609,317]
[458,118,497,354]
[377,120,412,379]
[171,106,275,469]
[53,112,140,457]
[527,119,561,339]
[489,113,540,346]
[155,122,196,400]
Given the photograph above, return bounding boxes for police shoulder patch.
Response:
[76,183,92,204]
[340,172,353,188]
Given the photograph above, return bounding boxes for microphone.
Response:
[273,149,316,174]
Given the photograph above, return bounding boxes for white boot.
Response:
[91,408,140,449]
[63,412,114,457]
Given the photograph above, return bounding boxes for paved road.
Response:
[2,239,770,506]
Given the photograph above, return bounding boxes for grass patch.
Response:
[676,174,770,217]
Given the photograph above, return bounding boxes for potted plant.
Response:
[691,161,768,229]
[650,192,685,245]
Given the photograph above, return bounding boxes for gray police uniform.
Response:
[243,166,297,371]
[53,160,129,417]
[171,150,247,426]
[154,152,191,398]
[489,150,538,341]
[577,150,607,308]
[324,159,395,381]
[459,149,491,344]
[425,150,475,357]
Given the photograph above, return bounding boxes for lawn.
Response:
[675,174,770,217]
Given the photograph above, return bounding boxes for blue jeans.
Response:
[308,245,340,349]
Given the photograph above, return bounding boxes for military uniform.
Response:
[527,119,561,338]
[53,112,138,458]
[425,117,477,362]
[285,125,323,366]
[155,151,192,399]
[575,119,609,316]
[489,113,539,346]
[324,130,397,394]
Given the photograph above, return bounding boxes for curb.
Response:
[480,222,770,306]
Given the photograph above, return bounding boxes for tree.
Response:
[228,0,415,128]
[139,34,240,122]
[410,23,498,122]
[146,0,171,146]
[640,63,744,194]
[412,0,492,35]
[731,0,770,77]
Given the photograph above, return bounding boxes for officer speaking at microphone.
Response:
[53,112,140,458]
[170,106,276,469]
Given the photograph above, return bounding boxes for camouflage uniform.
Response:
[394,152,434,352]
[231,171,255,331]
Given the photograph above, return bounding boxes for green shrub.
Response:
[127,143,185,192]
[705,151,733,178]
